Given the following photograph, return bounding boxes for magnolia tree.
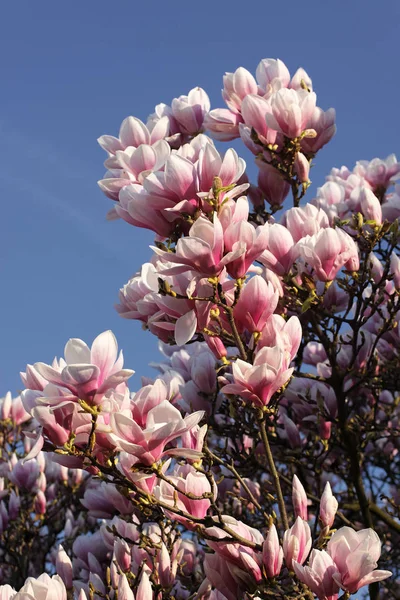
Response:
[1,57,400,600]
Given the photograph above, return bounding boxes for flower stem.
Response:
[259,417,289,531]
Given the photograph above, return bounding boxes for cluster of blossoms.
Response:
[2,56,400,600]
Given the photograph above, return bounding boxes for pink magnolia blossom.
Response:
[359,187,383,224]
[319,482,338,529]
[3,574,67,600]
[197,146,246,197]
[203,108,243,141]
[0,585,16,599]
[281,204,329,243]
[55,545,73,589]
[283,516,312,570]
[298,227,360,281]
[120,139,246,236]
[312,180,346,224]
[135,570,153,600]
[0,392,30,425]
[20,364,49,392]
[390,252,400,289]
[114,536,131,571]
[233,276,279,334]
[240,94,278,148]
[222,67,258,113]
[289,67,313,92]
[256,58,291,95]
[98,115,170,156]
[293,549,340,600]
[154,214,245,279]
[260,223,296,275]
[170,87,210,135]
[221,345,293,408]
[9,458,40,491]
[292,475,308,521]
[117,574,134,600]
[204,553,245,600]
[116,183,178,238]
[147,88,210,146]
[353,154,400,191]
[262,524,283,578]
[223,220,269,279]
[22,392,89,448]
[129,379,171,427]
[326,527,392,593]
[300,107,336,154]
[25,331,134,408]
[98,115,170,200]
[116,263,195,346]
[116,263,159,322]
[80,481,133,518]
[382,185,400,221]
[206,516,263,589]
[109,400,204,465]
[256,315,302,361]
[156,542,180,587]
[155,464,214,522]
[265,88,317,138]
[256,160,290,208]
[113,140,170,185]
[294,152,310,184]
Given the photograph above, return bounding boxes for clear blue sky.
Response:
[1,0,399,395]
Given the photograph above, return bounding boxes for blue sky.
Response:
[1,0,399,395]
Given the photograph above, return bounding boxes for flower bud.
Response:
[283,517,312,570]
[8,491,20,520]
[34,490,47,515]
[360,187,382,225]
[390,252,400,289]
[56,544,73,589]
[117,573,135,600]
[292,475,308,521]
[262,524,283,578]
[114,539,131,572]
[136,571,153,600]
[319,482,338,529]
[294,152,310,184]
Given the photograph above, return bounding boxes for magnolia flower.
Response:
[170,87,210,135]
[98,115,171,199]
[326,527,392,593]
[204,108,243,141]
[109,400,205,465]
[206,516,264,587]
[222,67,258,113]
[262,524,283,578]
[265,88,317,138]
[221,345,293,407]
[359,187,382,224]
[293,549,340,600]
[283,517,312,570]
[354,154,400,190]
[154,464,214,522]
[24,331,134,408]
[282,204,329,243]
[292,475,308,521]
[256,58,291,95]
[233,276,279,334]
[0,574,67,600]
[298,227,360,281]
[256,160,290,207]
[154,214,246,279]
[319,482,338,529]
